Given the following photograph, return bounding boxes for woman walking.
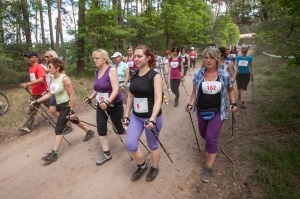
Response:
[31,58,95,163]
[166,46,184,107]
[122,45,163,182]
[84,49,125,166]
[186,47,238,182]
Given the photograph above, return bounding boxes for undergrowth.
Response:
[249,54,300,198]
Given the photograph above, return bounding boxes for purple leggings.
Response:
[126,114,163,152]
[196,111,224,154]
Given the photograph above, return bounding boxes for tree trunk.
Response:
[47,0,55,50]
[21,0,32,47]
[0,0,4,45]
[77,0,85,74]
[38,0,46,44]
[57,0,64,57]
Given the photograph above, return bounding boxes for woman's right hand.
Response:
[185,103,193,112]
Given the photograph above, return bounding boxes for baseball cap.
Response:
[24,51,39,58]
[191,47,194,50]
[111,52,122,58]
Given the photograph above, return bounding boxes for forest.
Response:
[0,0,299,88]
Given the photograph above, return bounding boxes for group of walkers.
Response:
[18,43,253,183]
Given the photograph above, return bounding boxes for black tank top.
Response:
[129,70,162,118]
[197,77,221,112]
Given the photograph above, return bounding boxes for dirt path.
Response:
[0,61,261,199]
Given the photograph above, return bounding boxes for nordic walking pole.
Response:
[186,104,200,152]
[30,103,71,145]
[72,118,97,128]
[182,82,189,96]
[145,120,173,163]
[25,87,56,124]
[102,108,133,161]
[104,108,150,155]
[231,105,235,137]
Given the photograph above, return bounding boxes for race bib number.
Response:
[127,61,134,68]
[238,60,249,67]
[50,83,60,94]
[230,54,236,58]
[29,73,36,81]
[202,81,221,94]
[96,92,109,103]
[170,61,179,68]
[133,98,148,113]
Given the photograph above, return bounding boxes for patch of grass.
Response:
[249,53,300,198]
[251,137,300,199]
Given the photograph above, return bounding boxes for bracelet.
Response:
[69,110,75,115]
[121,117,130,123]
[145,119,156,126]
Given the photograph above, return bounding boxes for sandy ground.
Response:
[0,61,262,199]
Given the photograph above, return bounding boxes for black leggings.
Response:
[96,102,124,136]
[236,73,250,90]
[170,79,180,102]
[55,106,79,135]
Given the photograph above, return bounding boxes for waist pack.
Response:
[199,111,216,121]
[56,101,70,112]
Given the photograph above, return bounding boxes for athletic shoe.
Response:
[241,101,246,109]
[83,130,95,142]
[41,150,58,163]
[96,153,112,166]
[62,125,73,135]
[18,127,31,136]
[131,163,148,182]
[146,166,159,182]
[201,165,213,183]
[174,101,178,107]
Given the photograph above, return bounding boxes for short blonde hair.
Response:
[202,46,221,69]
[45,50,58,58]
[92,49,112,65]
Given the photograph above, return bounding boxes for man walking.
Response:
[19,51,48,135]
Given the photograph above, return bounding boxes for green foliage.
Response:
[255,0,300,66]
[213,15,240,46]
[252,136,300,199]
[254,54,300,127]
[245,53,300,198]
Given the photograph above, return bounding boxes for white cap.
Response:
[111,52,122,58]
[191,47,194,50]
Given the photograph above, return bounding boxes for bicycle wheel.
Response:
[0,92,9,115]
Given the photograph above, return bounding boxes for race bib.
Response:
[50,83,60,94]
[170,61,179,68]
[202,81,222,94]
[190,56,195,59]
[238,60,249,67]
[96,92,109,103]
[127,61,134,68]
[230,54,236,58]
[133,98,148,113]
[29,73,36,81]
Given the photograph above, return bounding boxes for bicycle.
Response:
[0,92,9,115]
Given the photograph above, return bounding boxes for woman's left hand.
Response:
[99,101,108,110]
[144,120,154,130]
